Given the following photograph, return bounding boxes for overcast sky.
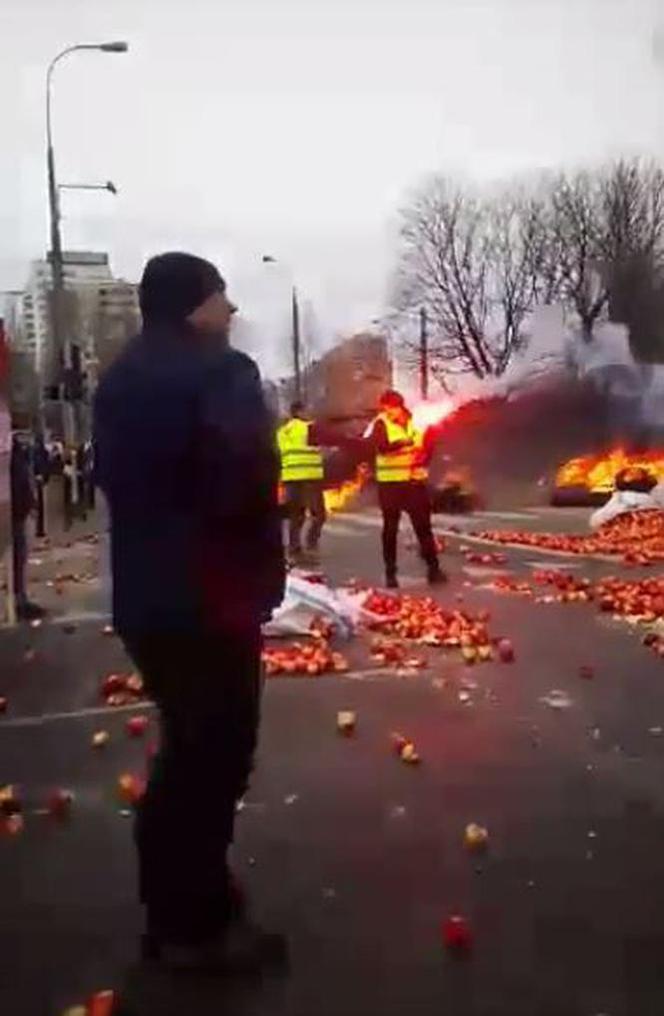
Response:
[1,0,663,377]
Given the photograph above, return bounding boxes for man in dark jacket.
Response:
[94,252,285,972]
[10,424,46,621]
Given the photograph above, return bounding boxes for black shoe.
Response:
[385,574,399,590]
[427,565,447,586]
[16,601,47,622]
[141,920,289,976]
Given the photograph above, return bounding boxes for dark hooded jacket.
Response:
[93,254,285,635]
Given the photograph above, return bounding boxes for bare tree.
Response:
[395,178,549,378]
[543,159,664,341]
[394,159,664,381]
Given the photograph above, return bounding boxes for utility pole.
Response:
[419,305,429,400]
[45,41,128,524]
[292,285,302,402]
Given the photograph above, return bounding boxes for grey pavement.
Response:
[1,506,664,1015]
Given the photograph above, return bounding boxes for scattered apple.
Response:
[87,990,116,1016]
[117,773,145,806]
[0,784,21,816]
[400,742,421,764]
[2,813,24,836]
[47,788,74,821]
[0,696,7,714]
[442,914,473,953]
[391,732,409,755]
[336,710,356,735]
[464,823,489,852]
[497,638,515,663]
[126,715,149,738]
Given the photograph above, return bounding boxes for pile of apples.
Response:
[262,641,349,676]
[362,591,513,664]
[100,672,145,707]
[476,509,664,565]
[594,575,664,623]
[531,570,594,603]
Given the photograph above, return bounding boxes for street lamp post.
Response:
[45,41,128,476]
[262,255,302,402]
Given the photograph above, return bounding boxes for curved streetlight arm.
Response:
[46,45,104,148]
[59,181,118,194]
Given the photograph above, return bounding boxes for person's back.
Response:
[97,328,216,632]
[96,305,283,636]
[93,253,286,973]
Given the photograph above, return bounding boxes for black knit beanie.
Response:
[139,252,225,324]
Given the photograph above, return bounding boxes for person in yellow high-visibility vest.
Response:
[277,401,327,561]
[368,389,445,589]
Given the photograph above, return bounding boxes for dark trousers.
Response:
[12,517,28,607]
[284,480,327,552]
[122,625,262,945]
[377,481,438,577]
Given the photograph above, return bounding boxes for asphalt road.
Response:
[2,506,664,1016]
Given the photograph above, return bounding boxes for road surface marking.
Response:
[474,510,535,521]
[0,667,429,729]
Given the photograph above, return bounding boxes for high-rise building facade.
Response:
[13,251,139,379]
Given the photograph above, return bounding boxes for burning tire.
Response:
[550,486,611,507]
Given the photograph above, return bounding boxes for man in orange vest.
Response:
[368,389,444,589]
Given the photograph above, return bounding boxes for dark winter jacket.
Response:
[94,325,285,636]
[10,436,35,523]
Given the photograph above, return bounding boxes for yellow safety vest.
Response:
[277,418,324,482]
[374,413,427,483]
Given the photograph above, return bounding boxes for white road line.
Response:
[323,521,369,538]
[0,700,154,729]
[0,608,112,632]
[474,510,535,521]
[0,667,431,729]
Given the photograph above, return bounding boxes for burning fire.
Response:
[324,466,368,513]
[555,447,664,493]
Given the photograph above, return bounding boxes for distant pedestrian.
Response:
[95,252,286,973]
[10,424,46,621]
[367,389,445,589]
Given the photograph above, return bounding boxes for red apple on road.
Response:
[497,638,515,663]
[87,990,116,1016]
[442,914,473,953]
[101,674,125,698]
[47,788,74,821]
[126,715,149,738]
[117,773,145,806]
[0,784,21,816]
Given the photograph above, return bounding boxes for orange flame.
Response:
[324,466,368,513]
[555,447,664,492]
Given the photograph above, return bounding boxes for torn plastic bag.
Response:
[263,573,360,639]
